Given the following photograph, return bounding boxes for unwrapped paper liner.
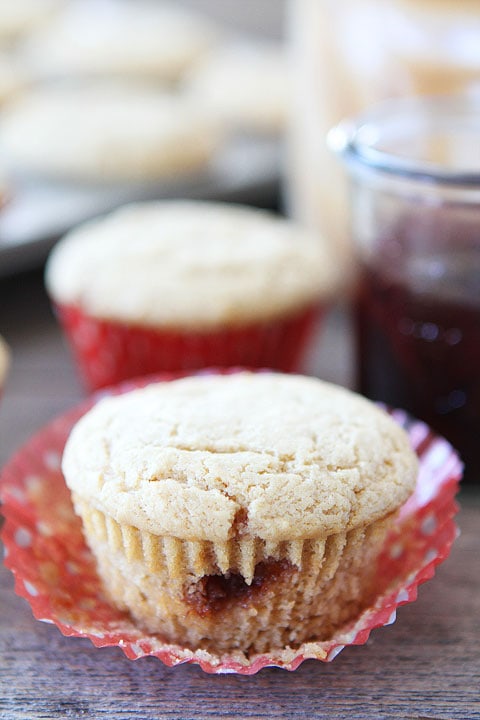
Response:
[0,375,462,674]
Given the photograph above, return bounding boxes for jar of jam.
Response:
[329,95,480,483]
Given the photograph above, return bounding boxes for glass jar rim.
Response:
[328,94,480,186]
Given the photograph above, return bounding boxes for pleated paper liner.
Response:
[54,302,323,391]
[0,375,462,674]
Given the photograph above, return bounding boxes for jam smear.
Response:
[185,559,295,617]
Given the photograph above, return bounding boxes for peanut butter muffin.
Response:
[62,372,418,655]
[45,201,338,390]
[0,85,218,182]
[0,335,10,391]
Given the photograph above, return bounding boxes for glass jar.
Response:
[329,95,480,483]
[286,0,480,278]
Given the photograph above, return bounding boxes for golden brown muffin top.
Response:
[62,372,418,543]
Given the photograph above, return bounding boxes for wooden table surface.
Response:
[0,269,479,720]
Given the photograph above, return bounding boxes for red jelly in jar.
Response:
[330,96,480,482]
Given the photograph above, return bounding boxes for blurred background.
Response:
[1,0,480,455]
[0,0,290,460]
[1,0,479,272]
[0,0,478,277]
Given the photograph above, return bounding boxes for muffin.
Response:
[62,371,418,655]
[20,0,216,83]
[45,201,338,390]
[0,85,219,183]
[183,40,289,135]
[0,53,27,105]
[0,335,10,392]
[0,0,61,45]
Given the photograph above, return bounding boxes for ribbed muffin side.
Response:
[73,494,392,654]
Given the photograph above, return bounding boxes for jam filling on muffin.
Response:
[184,559,297,617]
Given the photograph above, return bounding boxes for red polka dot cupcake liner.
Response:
[0,375,463,674]
[54,303,323,391]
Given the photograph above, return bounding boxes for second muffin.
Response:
[45,201,338,390]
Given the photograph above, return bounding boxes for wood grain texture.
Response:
[1,270,479,720]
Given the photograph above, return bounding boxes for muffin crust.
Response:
[45,202,338,329]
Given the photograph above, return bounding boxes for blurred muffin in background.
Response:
[0,55,25,206]
[0,0,61,46]
[0,335,10,394]
[184,41,289,135]
[286,0,480,290]
[19,0,217,83]
[0,84,220,183]
[0,53,27,105]
[45,200,339,391]
[62,371,418,654]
